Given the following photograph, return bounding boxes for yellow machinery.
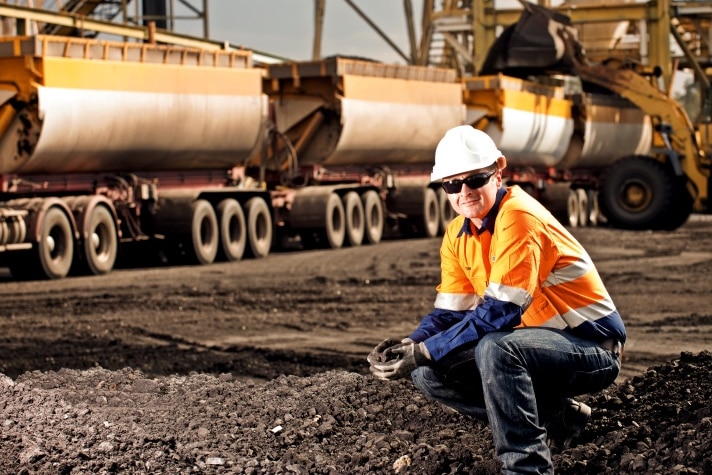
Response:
[461,2,710,230]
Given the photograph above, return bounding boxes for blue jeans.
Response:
[411,328,621,475]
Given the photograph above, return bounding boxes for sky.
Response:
[171,0,427,64]
[167,0,551,65]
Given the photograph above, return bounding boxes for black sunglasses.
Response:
[441,170,495,194]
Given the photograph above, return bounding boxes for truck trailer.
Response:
[255,57,464,248]
[0,34,273,279]
[0,35,465,280]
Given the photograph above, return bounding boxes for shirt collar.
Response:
[457,187,507,237]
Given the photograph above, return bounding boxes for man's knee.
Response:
[474,332,504,361]
[411,366,443,397]
[475,332,520,375]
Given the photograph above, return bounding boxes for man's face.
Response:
[443,167,502,221]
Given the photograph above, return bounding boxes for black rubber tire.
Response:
[188,199,219,265]
[598,156,679,230]
[660,177,694,231]
[10,206,75,280]
[39,206,75,279]
[216,198,246,262]
[437,188,455,235]
[539,183,571,226]
[244,197,273,258]
[566,188,580,227]
[401,187,440,238]
[81,204,118,275]
[575,188,589,227]
[298,193,346,250]
[361,190,384,245]
[322,193,345,249]
[586,189,600,226]
[420,187,440,238]
[342,191,365,247]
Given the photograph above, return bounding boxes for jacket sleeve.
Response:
[408,308,467,342]
[422,297,523,362]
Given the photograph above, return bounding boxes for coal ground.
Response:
[1,216,712,474]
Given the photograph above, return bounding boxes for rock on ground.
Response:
[1,351,711,474]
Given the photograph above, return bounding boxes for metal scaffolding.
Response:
[0,0,207,38]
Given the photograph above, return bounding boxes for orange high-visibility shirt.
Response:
[416,185,625,362]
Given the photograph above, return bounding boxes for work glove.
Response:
[369,341,431,381]
[366,337,416,367]
[367,338,402,366]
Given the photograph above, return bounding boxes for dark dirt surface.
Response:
[1,216,712,474]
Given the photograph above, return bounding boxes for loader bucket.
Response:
[479,1,584,77]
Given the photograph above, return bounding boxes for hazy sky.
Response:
[173,1,424,64]
[170,1,538,64]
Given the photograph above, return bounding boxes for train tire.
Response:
[576,188,589,227]
[299,193,346,250]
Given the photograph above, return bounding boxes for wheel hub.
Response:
[621,181,652,212]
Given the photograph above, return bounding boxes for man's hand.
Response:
[370,341,431,381]
[367,338,402,366]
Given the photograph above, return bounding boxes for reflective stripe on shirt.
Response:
[485,282,533,309]
[543,255,593,287]
[434,292,482,311]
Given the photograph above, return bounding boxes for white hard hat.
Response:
[431,126,503,182]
